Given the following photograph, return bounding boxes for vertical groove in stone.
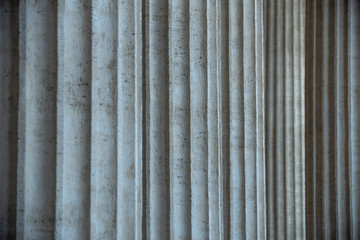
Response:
[55,1,65,239]
[321,0,336,238]
[0,1,19,239]
[300,0,306,237]
[17,1,57,239]
[229,0,245,238]
[148,0,170,238]
[349,0,360,238]
[190,0,208,238]
[304,0,314,238]
[16,1,26,239]
[207,0,219,238]
[0,3,10,237]
[275,0,286,237]
[314,0,324,238]
[56,1,92,239]
[117,1,137,239]
[306,0,319,238]
[217,1,230,239]
[265,0,276,238]
[91,1,117,239]
[143,0,150,238]
[134,1,144,239]
[285,0,295,238]
[321,1,330,237]
[169,0,190,239]
[335,0,350,239]
[312,0,319,237]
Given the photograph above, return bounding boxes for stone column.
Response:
[265,0,306,239]
[229,0,266,239]
[0,0,267,239]
[56,1,92,238]
[305,0,360,239]
[91,1,117,239]
[17,1,58,239]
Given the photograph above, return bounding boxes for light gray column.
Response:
[285,0,295,238]
[294,0,305,238]
[116,1,144,239]
[56,0,92,239]
[169,0,191,239]
[243,1,265,238]
[207,1,220,239]
[228,0,266,239]
[229,0,246,238]
[90,0,117,239]
[190,0,209,238]
[17,1,57,239]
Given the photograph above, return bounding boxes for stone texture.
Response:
[1,0,360,239]
[305,0,360,239]
[265,0,306,239]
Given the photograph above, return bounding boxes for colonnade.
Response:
[0,0,359,239]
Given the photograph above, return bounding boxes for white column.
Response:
[116,1,138,239]
[228,0,266,239]
[229,0,246,238]
[189,0,209,239]
[90,1,117,239]
[56,0,92,239]
[169,0,191,239]
[17,1,58,239]
[207,0,220,239]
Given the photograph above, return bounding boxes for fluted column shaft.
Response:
[10,0,360,239]
[265,0,306,239]
[305,0,360,239]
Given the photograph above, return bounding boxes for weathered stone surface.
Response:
[1,0,360,239]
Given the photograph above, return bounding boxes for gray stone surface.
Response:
[1,0,359,239]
